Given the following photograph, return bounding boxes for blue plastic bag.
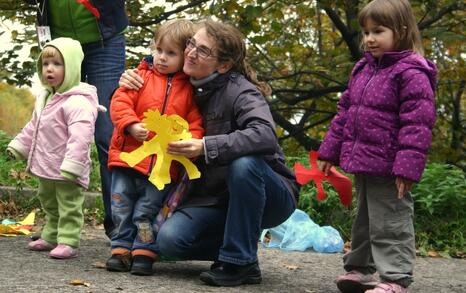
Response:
[260,209,344,253]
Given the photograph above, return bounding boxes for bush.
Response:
[287,154,356,241]
[0,130,101,192]
[412,163,466,257]
[289,153,465,257]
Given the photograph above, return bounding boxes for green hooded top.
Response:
[37,37,84,97]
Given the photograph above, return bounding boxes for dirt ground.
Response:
[0,225,465,293]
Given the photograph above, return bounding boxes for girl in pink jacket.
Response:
[8,37,98,259]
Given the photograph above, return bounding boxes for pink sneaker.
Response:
[49,244,78,259]
[336,270,378,293]
[28,239,57,251]
[365,282,408,293]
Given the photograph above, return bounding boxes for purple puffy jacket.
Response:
[318,51,437,182]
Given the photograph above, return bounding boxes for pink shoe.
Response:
[365,282,408,293]
[28,239,57,251]
[336,270,378,293]
[49,244,78,259]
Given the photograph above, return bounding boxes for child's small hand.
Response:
[6,147,21,160]
[395,177,414,199]
[127,123,149,141]
[7,150,16,160]
[318,160,333,176]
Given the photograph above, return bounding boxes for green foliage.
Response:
[287,154,356,241]
[412,163,466,256]
[0,130,101,192]
[0,130,38,189]
[0,0,464,165]
[290,153,466,257]
[84,196,105,225]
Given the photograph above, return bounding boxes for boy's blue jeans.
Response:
[81,34,126,238]
[156,156,296,265]
[110,168,170,252]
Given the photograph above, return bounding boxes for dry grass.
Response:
[0,82,35,136]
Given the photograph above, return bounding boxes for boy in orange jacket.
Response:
[106,19,203,276]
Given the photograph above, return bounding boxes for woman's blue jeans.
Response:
[81,34,126,237]
[156,156,296,265]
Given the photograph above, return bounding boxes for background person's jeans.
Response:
[110,168,169,252]
[156,156,296,264]
[81,34,126,238]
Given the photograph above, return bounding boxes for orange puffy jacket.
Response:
[108,58,204,178]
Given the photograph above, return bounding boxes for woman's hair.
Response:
[151,19,194,52]
[200,19,272,96]
[358,0,423,55]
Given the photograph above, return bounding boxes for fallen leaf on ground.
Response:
[427,250,440,258]
[70,279,91,287]
[93,261,106,269]
[284,264,299,270]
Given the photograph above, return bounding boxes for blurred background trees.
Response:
[0,0,464,169]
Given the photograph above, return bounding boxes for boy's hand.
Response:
[127,123,149,141]
[318,160,333,176]
[119,69,144,90]
[395,177,414,199]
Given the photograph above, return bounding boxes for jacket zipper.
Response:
[161,75,173,115]
[147,75,173,176]
[348,65,378,169]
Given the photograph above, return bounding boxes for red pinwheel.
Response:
[294,151,352,207]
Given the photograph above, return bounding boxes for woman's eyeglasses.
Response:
[186,38,216,59]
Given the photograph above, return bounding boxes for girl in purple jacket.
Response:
[318,1,436,292]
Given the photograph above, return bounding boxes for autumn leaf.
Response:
[93,261,106,269]
[283,264,299,270]
[69,279,91,287]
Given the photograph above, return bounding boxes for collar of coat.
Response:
[364,50,413,68]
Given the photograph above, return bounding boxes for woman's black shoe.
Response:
[106,253,132,272]
[199,261,262,286]
[130,255,155,276]
[210,261,223,270]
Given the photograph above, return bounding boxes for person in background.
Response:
[8,37,98,259]
[318,0,437,292]
[24,0,128,238]
[106,19,203,276]
[119,19,300,286]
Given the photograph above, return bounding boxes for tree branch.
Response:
[418,2,465,30]
[129,0,210,27]
[320,4,361,60]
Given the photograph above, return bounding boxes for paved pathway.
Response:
[0,226,465,292]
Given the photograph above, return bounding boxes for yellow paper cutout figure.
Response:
[120,109,201,190]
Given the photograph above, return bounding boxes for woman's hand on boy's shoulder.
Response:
[119,68,144,90]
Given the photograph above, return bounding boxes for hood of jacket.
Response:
[364,50,437,92]
[37,37,84,94]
